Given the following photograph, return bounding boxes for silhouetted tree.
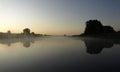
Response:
[64,34,67,36]
[84,20,104,34]
[23,28,30,35]
[103,26,115,33]
[7,30,11,34]
[84,20,116,35]
[31,32,35,35]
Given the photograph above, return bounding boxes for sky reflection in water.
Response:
[0,37,120,72]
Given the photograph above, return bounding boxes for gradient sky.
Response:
[0,0,120,35]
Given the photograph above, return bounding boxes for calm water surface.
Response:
[0,37,120,72]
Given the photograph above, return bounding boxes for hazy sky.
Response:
[0,0,120,35]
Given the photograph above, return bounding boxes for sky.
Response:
[0,0,120,35]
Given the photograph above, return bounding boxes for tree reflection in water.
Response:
[0,38,36,48]
[81,38,120,54]
[0,37,120,54]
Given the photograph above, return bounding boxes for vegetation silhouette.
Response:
[84,20,104,34]
[0,28,47,48]
[0,28,45,39]
[73,19,120,39]
[81,38,120,54]
[7,30,11,34]
[23,28,30,35]
[84,20,116,35]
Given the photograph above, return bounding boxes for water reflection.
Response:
[0,37,120,72]
[21,38,34,48]
[81,38,120,54]
[0,38,36,48]
[0,37,120,54]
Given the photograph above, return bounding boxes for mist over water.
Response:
[0,37,120,72]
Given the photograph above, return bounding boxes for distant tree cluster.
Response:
[22,28,42,37]
[23,28,30,35]
[23,28,36,36]
[7,30,11,34]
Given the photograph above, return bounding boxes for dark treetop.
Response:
[72,20,120,39]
